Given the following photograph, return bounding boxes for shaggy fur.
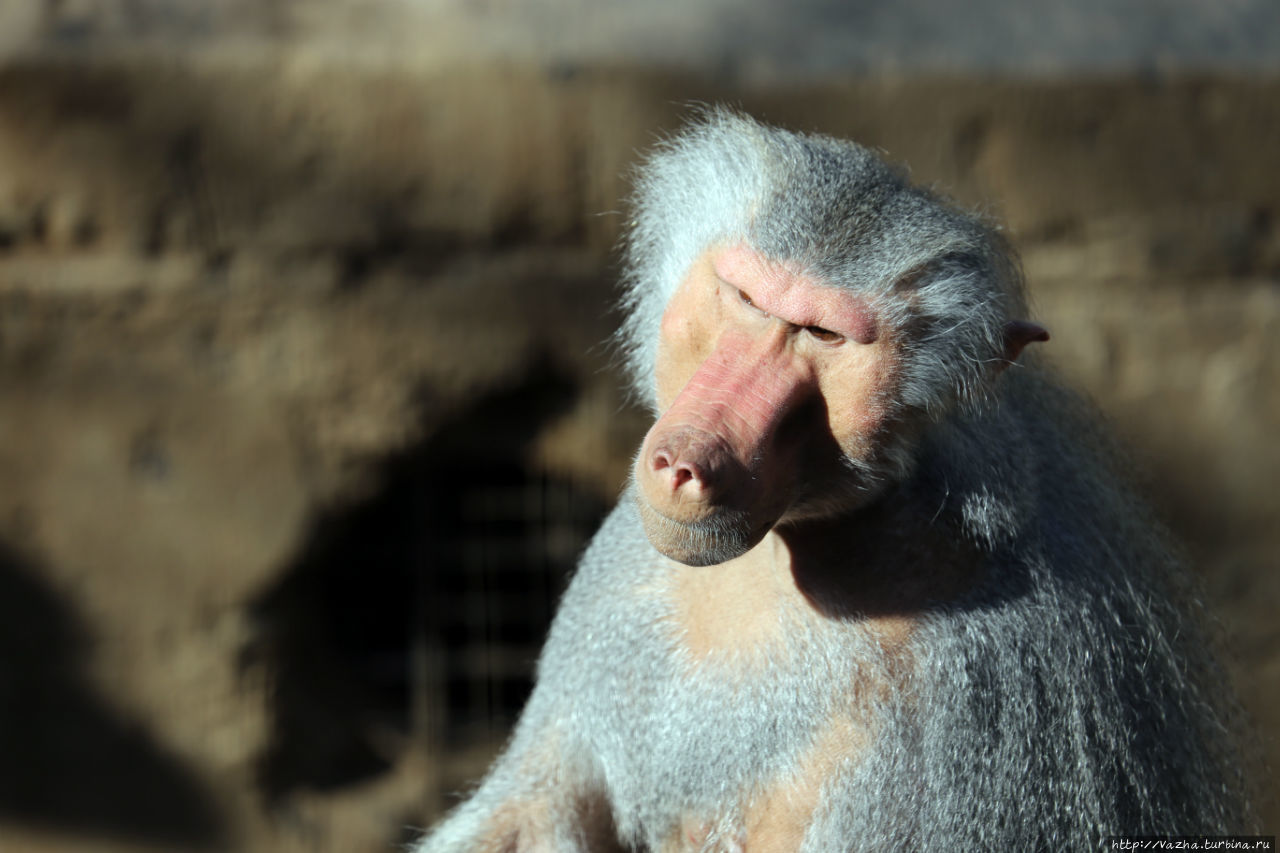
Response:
[415,110,1255,852]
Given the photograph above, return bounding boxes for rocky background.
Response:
[0,2,1277,850]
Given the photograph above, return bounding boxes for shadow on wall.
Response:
[243,362,614,805]
[0,543,227,848]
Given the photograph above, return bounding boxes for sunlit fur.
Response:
[416,111,1257,852]
[621,108,1022,426]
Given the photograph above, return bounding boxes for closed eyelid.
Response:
[713,252,878,343]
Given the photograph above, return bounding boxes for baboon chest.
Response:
[581,546,889,850]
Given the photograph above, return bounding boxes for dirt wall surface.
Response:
[0,3,1278,850]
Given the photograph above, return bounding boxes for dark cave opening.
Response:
[243,370,614,802]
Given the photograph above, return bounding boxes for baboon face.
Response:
[633,243,902,566]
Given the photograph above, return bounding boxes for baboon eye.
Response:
[805,326,844,344]
[736,288,767,316]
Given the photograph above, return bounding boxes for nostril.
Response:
[671,464,695,489]
[648,445,704,492]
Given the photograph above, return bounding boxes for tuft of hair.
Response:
[619,107,1027,421]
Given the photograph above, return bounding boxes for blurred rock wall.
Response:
[0,4,1277,850]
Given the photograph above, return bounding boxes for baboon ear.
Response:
[996,320,1049,373]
